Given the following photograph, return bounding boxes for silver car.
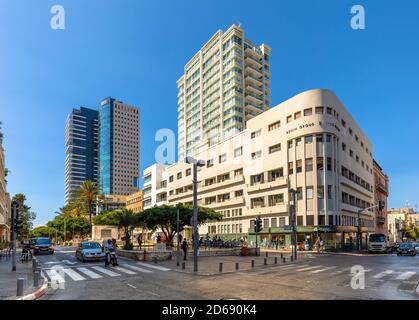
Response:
[76,242,105,262]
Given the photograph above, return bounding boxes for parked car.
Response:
[413,243,419,253]
[76,242,105,262]
[31,237,54,255]
[396,243,416,256]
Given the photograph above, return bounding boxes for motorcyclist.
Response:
[104,239,118,266]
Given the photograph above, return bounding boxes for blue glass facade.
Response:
[99,98,114,195]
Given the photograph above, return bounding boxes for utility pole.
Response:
[185,156,205,273]
[64,217,66,244]
[289,189,297,260]
[11,201,17,272]
[176,208,180,267]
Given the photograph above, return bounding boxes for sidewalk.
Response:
[151,251,308,276]
[0,255,40,300]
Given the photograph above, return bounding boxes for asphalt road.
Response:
[36,247,419,300]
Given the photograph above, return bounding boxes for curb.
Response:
[416,282,419,297]
[16,275,48,301]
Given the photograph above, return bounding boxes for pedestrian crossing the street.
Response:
[42,262,172,285]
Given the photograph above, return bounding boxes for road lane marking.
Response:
[113,266,136,275]
[122,264,153,273]
[136,262,170,271]
[275,264,310,271]
[396,271,416,280]
[310,266,337,274]
[373,270,394,279]
[127,283,137,289]
[91,266,120,277]
[45,269,65,283]
[295,266,323,272]
[62,268,86,281]
[77,267,103,279]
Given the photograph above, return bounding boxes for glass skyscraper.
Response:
[65,107,99,204]
[99,97,140,196]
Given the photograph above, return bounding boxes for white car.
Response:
[76,241,105,262]
[414,243,419,253]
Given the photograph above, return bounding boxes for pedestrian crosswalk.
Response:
[42,262,171,284]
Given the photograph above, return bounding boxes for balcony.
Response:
[247,204,288,217]
[247,177,288,193]
[245,93,263,105]
[375,181,388,195]
[245,65,263,78]
[200,175,245,193]
[376,216,386,225]
[205,196,245,209]
[245,74,263,87]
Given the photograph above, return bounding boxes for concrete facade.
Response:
[177,24,271,160]
[126,190,144,213]
[143,163,168,210]
[0,127,11,242]
[373,159,389,235]
[166,89,376,249]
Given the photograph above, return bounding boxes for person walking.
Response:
[181,238,189,261]
[137,234,142,250]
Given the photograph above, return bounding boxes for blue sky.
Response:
[1,0,418,226]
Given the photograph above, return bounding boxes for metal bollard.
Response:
[34,271,40,287]
[32,258,37,269]
[264,258,267,265]
[153,256,158,264]
[291,255,294,262]
[274,257,278,264]
[17,278,24,297]
[283,257,286,263]
[182,262,185,270]
[219,262,223,273]
[251,260,255,268]
[280,253,283,259]
[235,262,239,271]
[265,252,268,258]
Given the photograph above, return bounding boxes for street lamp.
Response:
[185,156,205,273]
[289,188,297,260]
[357,204,379,251]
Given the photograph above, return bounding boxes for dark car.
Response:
[396,243,416,256]
[31,237,54,255]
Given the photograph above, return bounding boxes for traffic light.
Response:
[11,201,23,233]
[254,216,262,233]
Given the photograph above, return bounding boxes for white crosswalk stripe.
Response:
[62,268,86,281]
[77,267,103,279]
[294,266,323,272]
[91,266,121,277]
[373,270,394,279]
[122,264,153,273]
[113,266,136,275]
[45,269,65,283]
[136,262,170,271]
[310,266,337,274]
[396,271,416,280]
[276,264,310,271]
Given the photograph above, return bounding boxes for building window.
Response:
[305,158,313,172]
[207,159,214,167]
[342,143,346,151]
[306,186,314,199]
[356,155,359,163]
[235,190,243,197]
[315,106,324,114]
[326,135,331,142]
[288,141,293,149]
[349,128,353,136]
[268,121,281,131]
[327,157,332,171]
[317,157,324,170]
[234,168,243,177]
[269,143,281,154]
[251,129,261,139]
[317,186,324,199]
[296,160,303,173]
[271,218,278,228]
[234,147,243,157]
[294,111,301,120]
[305,135,313,144]
[251,150,262,160]
[250,173,264,185]
[169,175,174,182]
[186,168,191,176]
[326,107,332,115]
[296,138,302,146]
[296,187,303,200]
[304,108,312,116]
[219,153,227,163]
[279,217,286,227]
[316,134,323,142]
[286,115,292,123]
[328,185,332,199]
[355,135,359,142]
[269,168,283,181]
[251,197,265,209]
[341,119,346,127]
[288,162,294,175]
[350,150,354,158]
[269,194,284,206]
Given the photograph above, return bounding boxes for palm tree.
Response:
[77,181,98,229]
[117,209,141,250]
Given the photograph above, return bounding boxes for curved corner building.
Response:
[166,89,376,249]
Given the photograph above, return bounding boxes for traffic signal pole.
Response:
[11,202,17,272]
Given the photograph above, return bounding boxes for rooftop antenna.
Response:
[237,21,242,28]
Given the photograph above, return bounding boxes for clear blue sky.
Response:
[1,0,418,226]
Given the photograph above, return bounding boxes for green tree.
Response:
[139,204,222,245]
[46,214,91,242]
[93,210,121,226]
[30,226,50,238]
[12,193,37,242]
[75,181,98,229]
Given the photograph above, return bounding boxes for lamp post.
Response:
[357,204,379,251]
[289,188,297,260]
[185,156,205,273]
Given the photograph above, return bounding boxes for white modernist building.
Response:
[166,89,376,250]
[142,163,168,210]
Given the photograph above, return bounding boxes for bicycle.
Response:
[20,248,33,263]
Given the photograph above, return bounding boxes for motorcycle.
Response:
[105,247,118,267]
